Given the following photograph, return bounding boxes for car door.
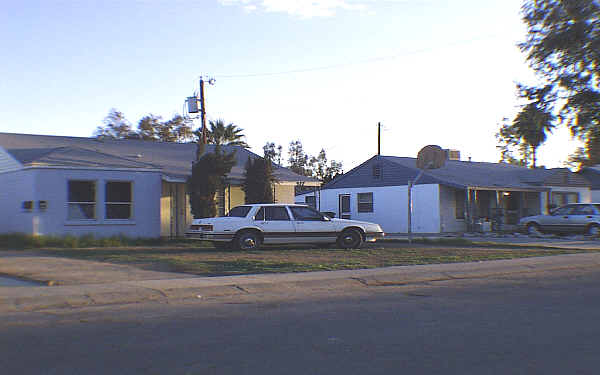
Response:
[253,206,296,244]
[289,205,338,243]
[541,205,575,232]
[566,204,597,232]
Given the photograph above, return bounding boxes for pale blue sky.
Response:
[0,0,579,169]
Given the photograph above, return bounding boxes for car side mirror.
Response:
[321,211,336,219]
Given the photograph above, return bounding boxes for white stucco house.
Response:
[296,154,592,234]
[0,132,318,238]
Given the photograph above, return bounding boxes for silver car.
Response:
[519,203,600,236]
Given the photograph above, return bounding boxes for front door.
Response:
[339,194,351,219]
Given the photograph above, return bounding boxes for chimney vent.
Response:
[444,149,460,161]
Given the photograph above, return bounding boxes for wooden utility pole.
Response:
[195,76,215,160]
[377,122,381,155]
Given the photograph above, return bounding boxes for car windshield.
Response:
[227,206,252,217]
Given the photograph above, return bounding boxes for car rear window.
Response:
[227,206,252,217]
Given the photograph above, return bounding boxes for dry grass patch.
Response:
[36,243,590,277]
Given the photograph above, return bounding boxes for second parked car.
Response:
[186,204,385,250]
[518,203,600,236]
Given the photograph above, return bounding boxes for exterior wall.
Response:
[0,168,162,238]
[228,186,245,211]
[438,185,467,233]
[161,182,190,237]
[591,190,600,203]
[546,186,591,213]
[274,184,295,204]
[317,184,441,234]
[0,169,36,234]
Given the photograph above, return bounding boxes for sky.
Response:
[0,0,582,171]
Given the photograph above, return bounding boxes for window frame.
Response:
[67,180,97,220]
[104,180,133,220]
[254,206,291,221]
[357,192,374,213]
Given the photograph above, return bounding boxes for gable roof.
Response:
[322,155,590,191]
[0,132,318,184]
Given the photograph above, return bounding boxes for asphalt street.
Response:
[2,265,600,375]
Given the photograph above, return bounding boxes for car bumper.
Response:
[365,231,385,242]
[185,232,235,242]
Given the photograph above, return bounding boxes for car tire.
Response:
[526,222,542,236]
[235,231,261,251]
[337,229,363,249]
[587,224,600,237]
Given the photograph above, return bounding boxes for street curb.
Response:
[2,252,600,312]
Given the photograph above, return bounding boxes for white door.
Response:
[254,206,296,244]
[289,205,338,243]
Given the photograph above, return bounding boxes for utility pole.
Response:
[377,122,381,156]
[186,76,215,160]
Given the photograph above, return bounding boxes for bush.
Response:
[0,233,170,249]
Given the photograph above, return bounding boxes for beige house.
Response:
[0,133,318,238]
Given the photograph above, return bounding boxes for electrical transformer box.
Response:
[187,97,199,113]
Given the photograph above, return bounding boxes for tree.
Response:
[308,148,343,182]
[511,103,556,168]
[136,114,194,143]
[242,157,276,204]
[201,119,249,148]
[496,118,530,166]
[94,109,135,139]
[187,146,236,218]
[263,142,283,165]
[519,0,600,165]
[137,115,162,140]
[287,140,310,176]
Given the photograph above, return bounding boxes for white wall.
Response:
[0,168,162,238]
[438,185,467,233]
[317,184,441,234]
[0,169,36,234]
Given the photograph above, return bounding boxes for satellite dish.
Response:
[416,145,446,170]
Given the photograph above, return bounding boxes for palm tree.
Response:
[202,119,249,148]
[512,103,555,168]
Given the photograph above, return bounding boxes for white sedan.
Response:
[186,204,385,250]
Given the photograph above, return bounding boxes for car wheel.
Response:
[587,224,600,237]
[235,231,261,250]
[526,223,542,236]
[337,229,363,249]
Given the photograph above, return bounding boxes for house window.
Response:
[357,192,373,213]
[455,190,465,219]
[68,180,96,220]
[305,195,316,209]
[105,181,132,219]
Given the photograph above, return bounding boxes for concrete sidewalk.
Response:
[2,252,600,313]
